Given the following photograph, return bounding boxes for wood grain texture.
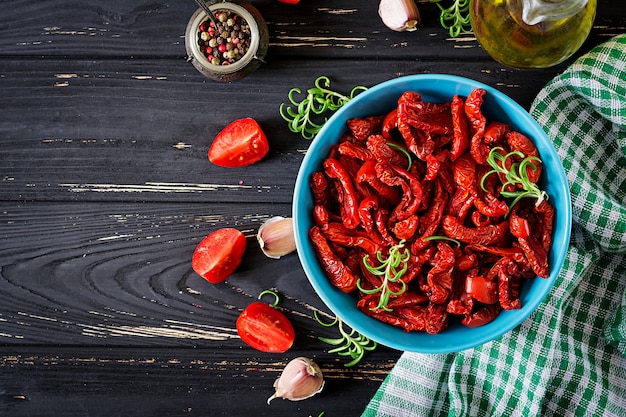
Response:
[1,0,624,415]
[0,346,399,416]
[0,57,577,204]
[0,201,302,344]
[0,200,400,413]
[0,1,622,59]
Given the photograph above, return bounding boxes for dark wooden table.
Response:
[0,1,623,416]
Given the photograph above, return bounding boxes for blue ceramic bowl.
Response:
[293,74,571,353]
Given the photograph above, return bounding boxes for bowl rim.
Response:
[293,74,572,353]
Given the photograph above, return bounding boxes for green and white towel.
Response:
[362,34,626,417]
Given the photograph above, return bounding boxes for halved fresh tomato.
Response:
[208,118,269,168]
[191,228,247,284]
[236,301,295,353]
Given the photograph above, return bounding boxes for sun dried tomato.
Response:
[375,161,423,222]
[338,140,374,162]
[381,108,399,140]
[309,226,358,293]
[450,95,470,161]
[347,115,384,142]
[426,242,456,304]
[311,171,329,206]
[442,215,509,245]
[367,134,409,168]
[356,160,401,205]
[466,274,499,305]
[507,130,542,183]
[465,88,488,164]
[484,121,511,144]
[474,192,509,218]
[461,304,501,328]
[323,158,361,229]
[309,87,553,334]
[321,222,381,255]
[392,214,420,241]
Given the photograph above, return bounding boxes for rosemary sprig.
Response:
[386,142,413,171]
[481,146,548,210]
[429,0,473,38]
[314,311,377,367]
[357,240,410,312]
[423,235,461,246]
[258,289,281,306]
[279,75,368,140]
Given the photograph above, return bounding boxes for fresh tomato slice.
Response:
[191,228,247,284]
[277,0,300,3]
[236,302,295,353]
[208,118,269,168]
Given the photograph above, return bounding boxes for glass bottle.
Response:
[469,0,597,69]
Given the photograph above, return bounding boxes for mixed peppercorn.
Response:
[197,10,252,66]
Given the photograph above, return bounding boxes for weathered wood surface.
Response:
[1,0,624,416]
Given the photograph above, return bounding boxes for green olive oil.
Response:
[470,0,596,69]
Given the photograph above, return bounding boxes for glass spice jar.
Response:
[185,0,269,82]
[469,0,596,69]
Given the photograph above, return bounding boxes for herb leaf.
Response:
[429,0,472,37]
[357,239,411,312]
[280,76,368,140]
[423,235,461,246]
[481,146,548,210]
[314,312,377,367]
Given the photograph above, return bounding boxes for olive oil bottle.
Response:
[470,0,596,69]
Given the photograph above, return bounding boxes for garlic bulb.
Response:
[257,216,296,259]
[267,357,324,404]
[378,0,421,32]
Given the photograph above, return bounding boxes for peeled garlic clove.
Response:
[267,357,324,404]
[378,0,421,32]
[257,216,296,259]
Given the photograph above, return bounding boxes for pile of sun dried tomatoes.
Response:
[309,88,555,334]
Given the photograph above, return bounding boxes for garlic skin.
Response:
[378,0,421,32]
[257,216,296,259]
[267,357,324,404]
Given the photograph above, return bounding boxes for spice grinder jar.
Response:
[185,0,269,82]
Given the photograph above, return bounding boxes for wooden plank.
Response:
[0,201,318,346]
[0,200,400,415]
[0,0,621,59]
[0,346,400,417]
[1,1,624,416]
[2,57,570,204]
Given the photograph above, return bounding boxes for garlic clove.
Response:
[257,216,296,259]
[378,0,421,32]
[267,357,324,404]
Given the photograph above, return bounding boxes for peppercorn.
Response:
[196,9,252,66]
